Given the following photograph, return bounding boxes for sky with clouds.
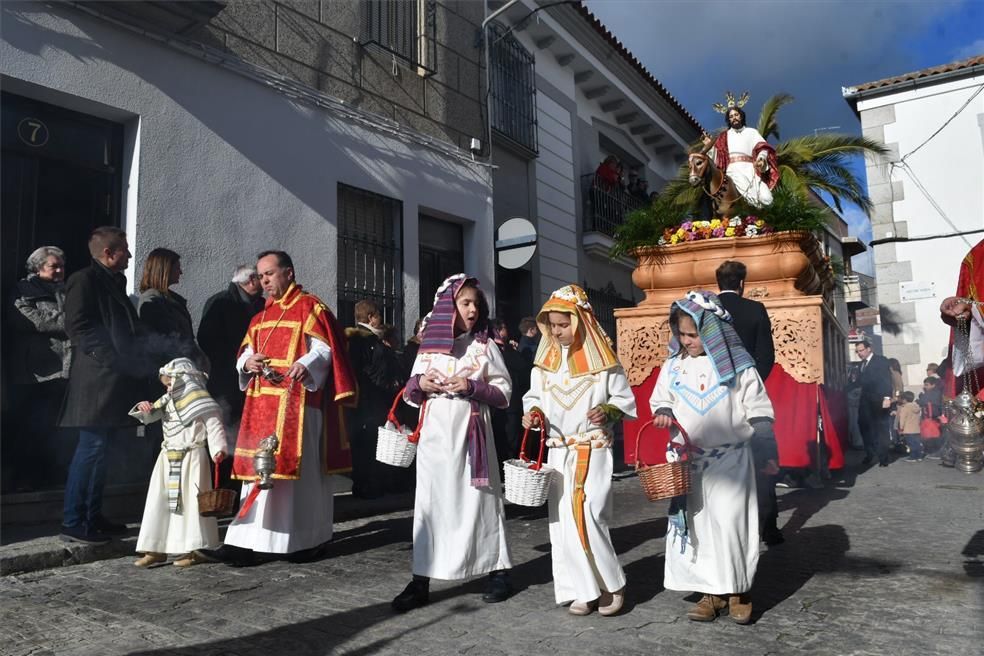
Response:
[582,0,984,273]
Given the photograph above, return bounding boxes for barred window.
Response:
[360,0,437,76]
[585,284,634,347]
[337,184,404,336]
[489,22,537,153]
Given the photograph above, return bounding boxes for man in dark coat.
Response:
[345,300,400,498]
[197,265,264,425]
[197,265,263,496]
[58,226,152,544]
[490,319,531,466]
[716,260,781,545]
[853,339,894,466]
[716,261,775,380]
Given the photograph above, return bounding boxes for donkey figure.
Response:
[688,152,743,219]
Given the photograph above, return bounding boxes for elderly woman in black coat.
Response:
[4,246,72,491]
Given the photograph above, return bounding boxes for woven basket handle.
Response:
[634,418,692,469]
[518,408,548,471]
[387,385,428,445]
[213,461,221,490]
[387,386,407,426]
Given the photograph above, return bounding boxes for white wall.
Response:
[1,3,493,335]
[534,93,579,299]
[858,73,984,385]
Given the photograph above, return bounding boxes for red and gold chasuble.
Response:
[232,283,357,481]
[946,240,984,396]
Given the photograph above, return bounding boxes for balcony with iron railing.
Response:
[581,173,646,238]
[580,173,647,268]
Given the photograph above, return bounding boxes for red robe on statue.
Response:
[712,130,781,190]
[233,283,357,480]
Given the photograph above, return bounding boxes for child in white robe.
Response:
[522,285,636,616]
[131,358,227,567]
[391,274,514,612]
[648,291,775,624]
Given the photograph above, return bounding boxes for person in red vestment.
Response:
[940,239,984,397]
[202,251,356,566]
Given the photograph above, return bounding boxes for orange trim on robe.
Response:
[233,283,357,481]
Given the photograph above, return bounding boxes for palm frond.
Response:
[756,93,794,141]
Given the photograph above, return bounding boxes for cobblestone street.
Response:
[2,453,982,656]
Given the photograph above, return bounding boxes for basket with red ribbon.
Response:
[503,408,557,507]
[375,386,426,468]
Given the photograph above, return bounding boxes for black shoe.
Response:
[481,571,512,603]
[60,525,110,545]
[284,542,331,563]
[90,515,128,535]
[392,579,430,613]
[197,544,254,566]
[861,455,873,466]
[763,529,785,546]
[878,459,889,467]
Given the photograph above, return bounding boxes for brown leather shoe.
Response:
[133,552,166,568]
[686,594,726,622]
[728,593,753,624]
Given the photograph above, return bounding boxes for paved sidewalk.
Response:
[1,453,982,656]
[0,480,412,576]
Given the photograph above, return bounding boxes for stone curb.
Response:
[0,492,414,577]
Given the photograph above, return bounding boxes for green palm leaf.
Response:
[757,93,794,140]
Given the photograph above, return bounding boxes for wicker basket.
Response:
[504,409,556,507]
[634,419,693,502]
[376,387,425,468]
[198,467,237,517]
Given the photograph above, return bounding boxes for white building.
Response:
[487,0,702,337]
[843,54,984,389]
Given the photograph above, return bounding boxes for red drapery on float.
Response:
[624,364,848,470]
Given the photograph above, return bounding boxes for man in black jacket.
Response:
[197,265,264,425]
[345,300,400,498]
[58,227,152,544]
[716,260,782,545]
[853,339,894,466]
[197,265,263,496]
[716,261,775,380]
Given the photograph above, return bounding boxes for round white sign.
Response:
[496,217,537,270]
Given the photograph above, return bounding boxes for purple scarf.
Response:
[415,274,497,488]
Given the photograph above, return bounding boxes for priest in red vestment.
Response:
[941,239,984,397]
[205,250,356,565]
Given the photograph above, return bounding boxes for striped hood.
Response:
[669,290,755,387]
[159,357,221,426]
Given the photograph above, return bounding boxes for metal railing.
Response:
[582,173,646,238]
[360,0,436,76]
[489,22,537,153]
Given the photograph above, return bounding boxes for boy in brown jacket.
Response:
[895,391,923,461]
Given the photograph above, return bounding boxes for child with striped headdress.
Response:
[649,291,775,624]
[522,284,636,616]
[391,274,514,612]
[130,357,227,567]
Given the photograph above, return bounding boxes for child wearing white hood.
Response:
[131,357,227,567]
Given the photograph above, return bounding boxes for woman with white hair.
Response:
[4,246,72,491]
